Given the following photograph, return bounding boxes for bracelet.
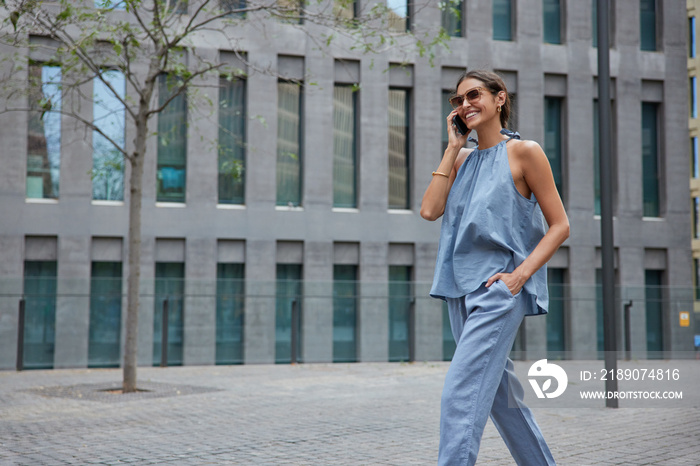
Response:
[432,171,449,178]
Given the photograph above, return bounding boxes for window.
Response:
[216,263,245,365]
[442,90,453,153]
[388,88,410,210]
[89,262,122,368]
[693,197,700,239]
[95,0,126,9]
[544,97,564,203]
[153,263,185,366]
[388,0,409,32]
[493,0,513,41]
[692,137,699,179]
[692,77,698,119]
[157,74,187,203]
[690,17,696,58]
[642,102,660,217]
[640,0,657,51]
[543,0,562,44]
[277,81,303,207]
[93,70,125,201]
[278,0,302,24]
[695,258,700,301]
[218,77,246,204]
[333,265,358,362]
[221,0,246,18]
[547,268,566,358]
[442,0,463,38]
[442,301,456,361]
[334,0,357,20]
[645,270,664,358]
[333,85,357,208]
[23,261,57,369]
[276,264,302,363]
[27,64,61,200]
[593,100,601,215]
[388,265,412,362]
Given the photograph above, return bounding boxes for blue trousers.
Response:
[439,281,556,466]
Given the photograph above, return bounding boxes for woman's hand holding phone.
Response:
[447,110,470,149]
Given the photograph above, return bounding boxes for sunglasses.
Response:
[448,87,486,108]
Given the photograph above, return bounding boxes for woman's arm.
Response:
[420,111,471,221]
[486,140,570,294]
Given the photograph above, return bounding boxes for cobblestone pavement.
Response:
[1,360,698,465]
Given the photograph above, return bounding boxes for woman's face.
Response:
[454,78,502,130]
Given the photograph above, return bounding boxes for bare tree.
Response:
[0,0,448,392]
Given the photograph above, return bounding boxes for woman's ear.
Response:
[497,90,507,107]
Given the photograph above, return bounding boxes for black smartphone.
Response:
[452,115,469,135]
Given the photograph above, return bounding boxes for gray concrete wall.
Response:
[0,0,693,369]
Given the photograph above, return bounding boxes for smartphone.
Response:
[452,115,469,135]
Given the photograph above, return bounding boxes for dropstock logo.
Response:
[528,359,568,399]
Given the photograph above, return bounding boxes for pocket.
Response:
[494,279,519,299]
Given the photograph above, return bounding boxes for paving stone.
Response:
[0,361,698,465]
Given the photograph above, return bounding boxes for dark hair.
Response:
[455,70,510,128]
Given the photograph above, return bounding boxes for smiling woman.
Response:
[421,69,569,466]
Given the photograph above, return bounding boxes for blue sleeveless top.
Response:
[430,130,549,316]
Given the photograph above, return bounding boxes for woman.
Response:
[421,70,569,465]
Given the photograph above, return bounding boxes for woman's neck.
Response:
[475,120,508,149]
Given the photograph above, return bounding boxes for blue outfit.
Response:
[432,130,556,465]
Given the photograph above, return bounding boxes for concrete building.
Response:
[688,0,700,347]
[0,0,694,370]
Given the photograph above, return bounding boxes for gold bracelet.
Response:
[432,171,449,178]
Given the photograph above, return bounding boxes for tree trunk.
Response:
[123,117,148,393]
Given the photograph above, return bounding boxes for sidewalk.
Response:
[1,360,698,465]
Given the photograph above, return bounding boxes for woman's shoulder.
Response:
[507,138,547,162]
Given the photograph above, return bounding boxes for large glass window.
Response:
[442,301,456,361]
[157,74,187,203]
[547,268,566,358]
[23,261,57,369]
[642,102,660,217]
[692,77,698,119]
[333,265,358,362]
[693,197,700,239]
[543,0,562,44]
[388,265,412,362]
[388,88,410,210]
[333,85,357,208]
[27,65,61,200]
[93,70,125,201]
[544,97,564,203]
[690,17,697,58]
[640,0,657,51]
[276,264,302,363]
[493,0,513,41]
[442,0,463,37]
[593,100,601,215]
[89,262,122,368]
[645,270,664,358]
[388,0,409,32]
[218,77,246,204]
[153,262,184,366]
[216,263,244,365]
[221,0,246,18]
[695,258,700,301]
[692,137,699,179]
[277,81,303,207]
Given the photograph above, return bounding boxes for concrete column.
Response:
[414,242,442,361]
[54,235,91,368]
[136,236,156,366]
[568,246,597,359]
[244,239,276,364]
[184,237,217,365]
[0,237,24,370]
[302,241,333,363]
[359,241,389,362]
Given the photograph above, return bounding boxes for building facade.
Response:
[0,0,694,370]
[688,0,700,346]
